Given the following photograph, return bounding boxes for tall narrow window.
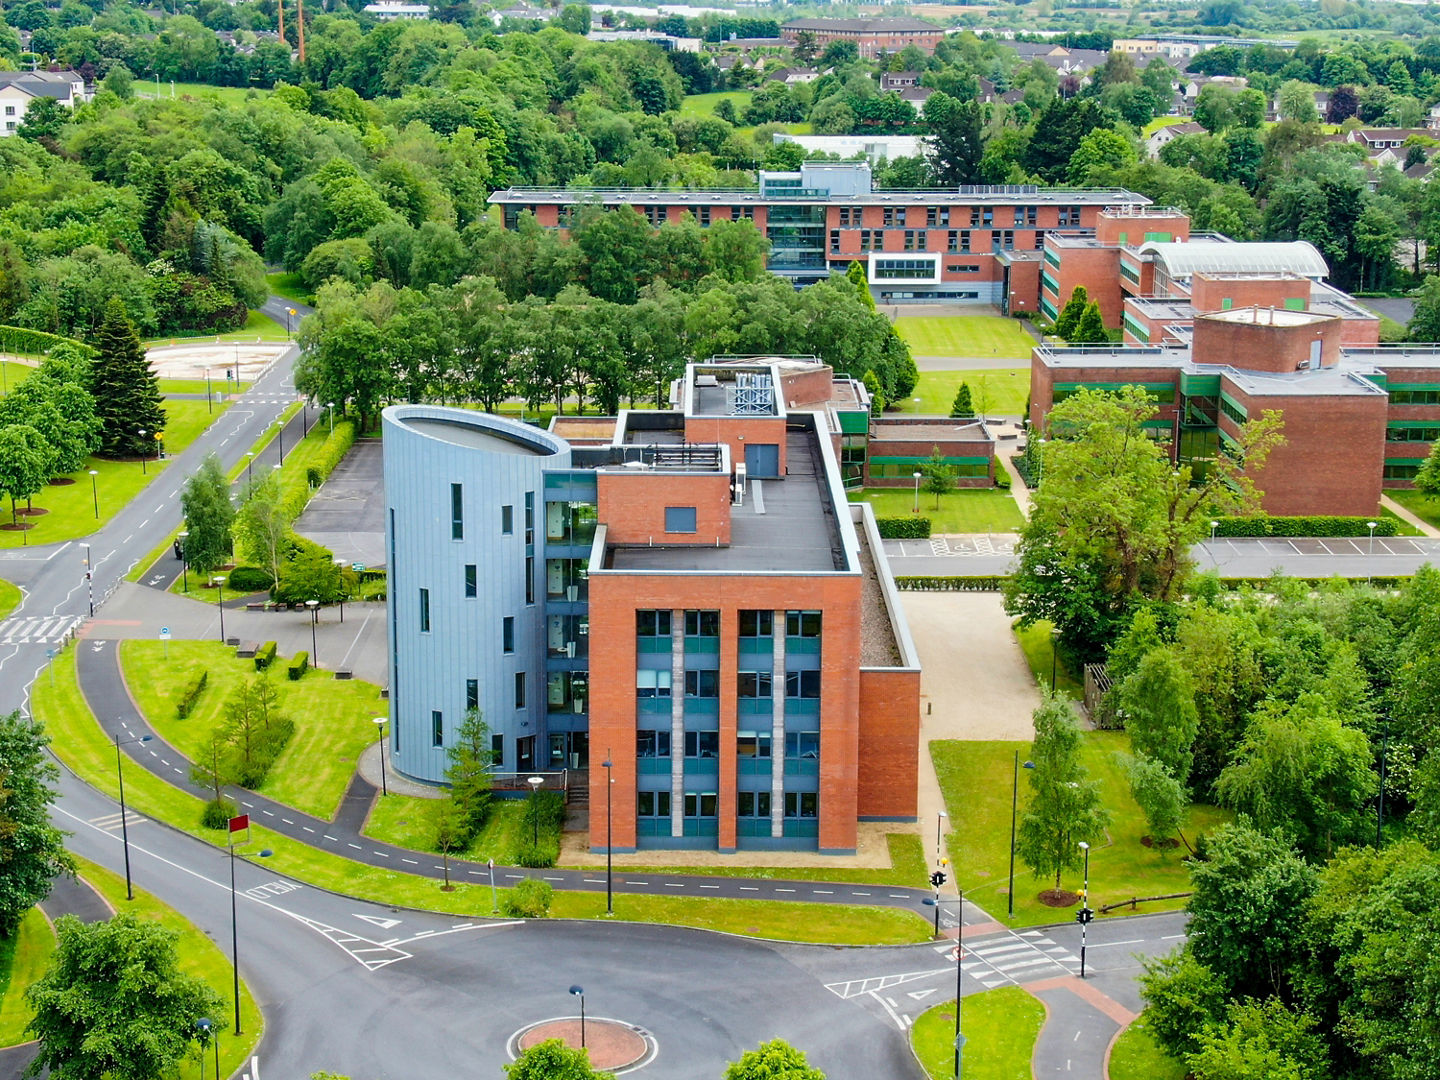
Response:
[431,710,443,747]
[524,492,534,545]
[464,564,477,598]
[419,588,430,633]
[525,555,534,604]
[491,734,504,768]
[514,672,526,709]
[451,483,464,540]
[503,616,515,654]
[466,679,479,712]
[501,505,514,535]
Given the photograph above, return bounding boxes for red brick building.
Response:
[780,17,945,60]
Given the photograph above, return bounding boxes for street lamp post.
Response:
[178,532,189,594]
[196,1017,217,1080]
[229,843,272,1035]
[1077,841,1091,979]
[373,718,388,796]
[115,732,153,900]
[936,809,947,865]
[603,754,614,915]
[213,576,226,643]
[82,543,94,617]
[1008,755,1035,918]
[527,775,545,843]
[569,985,586,1048]
[327,403,335,436]
[306,599,320,667]
[244,452,254,487]
[1367,520,1378,586]
[1209,519,1218,543]
[206,369,213,414]
[913,396,921,415]
[922,895,966,1077]
[89,469,99,518]
[138,429,147,474]
[912,470,923,514]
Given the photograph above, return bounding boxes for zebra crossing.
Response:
[958,929,1081,988]
[0,614,82,645]
[88,810,146,833]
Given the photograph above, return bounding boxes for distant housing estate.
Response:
[0,70,87,136]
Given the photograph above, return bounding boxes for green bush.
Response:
[501,878,553,918]
[254,641,277,670]
[875,516,932,539]
[175,671,208,719]
[201,796,238,830]
[306,466,322,487]
[232,717,295,788]
[524,790,566,833]
[287,651,309,680]
[228,566,275,592]
[1212,515,1400,538]
[0,325,94,358]
[514,840,560,868]
[894,575,1008,591]
[993,458,1011,490]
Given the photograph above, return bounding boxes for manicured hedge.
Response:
[895,575,1008,591]
[1211,515,1400,538]
[276,420,356,524]
[286,651,309,680]
[876,517,932,539]
[228,566,275,592]
[993,458,1011,490]
[254,641,277,671]
[0,325,94,358]
[175,671,208,719]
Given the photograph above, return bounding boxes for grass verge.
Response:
[910,369,1030,417]
[0,577,20,620]
[1108,1013,1186,1080]
[932,736,1229,928]
[158,378,251,396]
[37,645,930,945]
[145,310,290,347]
[121,641,384,821]
[265,273,312,307]
[911,986,1045,1080]
[1012,619,1083,699]
[677,90,751,117]
[1387,489,1440,532]
[848,488,1024,533]
[0,360,38,394]
[0,907,55,1046]
[72,856,262,1078]
[893,316,1035,361]
[1379,506,1423,536]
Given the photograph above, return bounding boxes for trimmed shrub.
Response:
[501,878,553,918]
[523,790,566,833]
[875,516,932,539]
[175,671,208,719]
[894,575,1008,591]
[0,325,95,358]
[514,840,560,868]
[993,458,1011,490]
[201,796,238,830]
[231,716,295,788]
[228,566,275,592]
[287,651,309,680]
[1211,515,1400,539]
[254,641,277,671]
[306,466,322,487]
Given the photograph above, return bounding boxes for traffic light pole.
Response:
[1076,841,1092,979]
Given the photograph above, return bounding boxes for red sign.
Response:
[228,814,249,833]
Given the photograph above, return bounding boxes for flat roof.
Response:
[605,426,847,573]
[1199,306,1336,329]
[402,418,545,454]
[871,420,992,441]
[489,187,1151,208]
[1224,367,1388,397]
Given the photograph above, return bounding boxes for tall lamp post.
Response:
[213,576,226,643]
[229,843,272,1035]
[244,452,254,487]
[89,468,99,518]
[912,470,923,514]
[569,985,586,1048]
[936,809,947,865]
[327,403,335,436]
[602,754,614,915]
[1077,841,1092,979]
[196,1017,217,1080]
[1008,754,1035,918]
[306,599,320,667]
[82,543,94,617]
[115,732,153,900]
[527,775,544,844]
[922,894,966,1078]
[373,717,388,796]
[1367,520,1378,586]
[178,532,189,595]
[138,429,148,474]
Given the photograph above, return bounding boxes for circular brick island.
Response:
[516,1018,652,1072]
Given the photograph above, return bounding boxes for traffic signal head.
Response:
[930,870,947,888]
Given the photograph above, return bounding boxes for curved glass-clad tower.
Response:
[382,405,571,783]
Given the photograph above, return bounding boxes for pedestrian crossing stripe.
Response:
[0,614,82,644]
[88,811,145,832]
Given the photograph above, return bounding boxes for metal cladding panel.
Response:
[383,406,570,784]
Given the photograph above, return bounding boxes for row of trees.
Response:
[294,271,917,430]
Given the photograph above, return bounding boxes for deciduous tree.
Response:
[0,710,73,935]
[505,1039,611,1079]
[1115,648,1199,785]
[181,452,234,576]
[725,1039,826,1080]
[1017,694,1109,893]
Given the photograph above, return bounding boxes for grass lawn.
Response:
[1012,619,1082,699]
[0,393,229,550]
[893,316,1035,360]
[364,796,550,862]
[679,90,751,117]
[0,360,38,395]
[911,986,1045,1080]
[909,369,1031,418]
[158,378,252,396]
[0,577,19,620]
[1141,115,1193,136]
[142,80,270,105]
[121,641,385,821]
[74,856,262,1078]
[1109,1013,1186,1080]
[265,272,312,306]
[1388,489,1440,531]
[1379,506,1423,537]
[145,309,290,347]
[38,645,926,945]
[0,906,55,1046]
[849,487,1024,533]
[932,735,1230,928]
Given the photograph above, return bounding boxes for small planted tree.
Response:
[923,444,953,508]
[1125,754,1186,848]
[0,710,74,934]
[1070,300,1108,344]
[1017,694,1110,899]
[0,423,49,527]
[950,382,974,418]
[443,708,494,842]
[1415,439,1440,498]
[1054,285,1088,339]
[726,1039,826,1080]
[181,452,234,577]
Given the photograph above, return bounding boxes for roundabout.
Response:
[512,1016,658,1073]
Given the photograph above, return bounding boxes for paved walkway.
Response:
[1382,493,1440,538]
[1025,975,1137,1078]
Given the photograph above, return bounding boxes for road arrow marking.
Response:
[353,914,401,930]
[908,989,938,1001]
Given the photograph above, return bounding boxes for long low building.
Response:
[489,163,1152,303]
[383,358,922,855]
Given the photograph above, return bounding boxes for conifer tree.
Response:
[950,382,975,418]
[1072,300,1108,344]
[91,298,164,459]
[1054,285,1089,339]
